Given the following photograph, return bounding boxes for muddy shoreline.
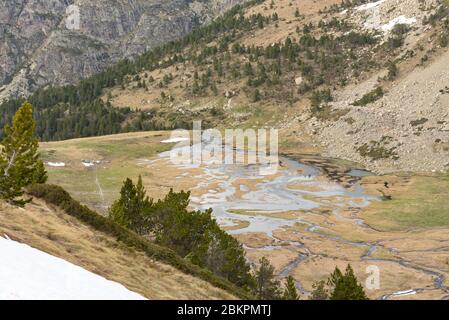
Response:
[280,151,372,187]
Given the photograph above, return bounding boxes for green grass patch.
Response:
[363,174,449,231]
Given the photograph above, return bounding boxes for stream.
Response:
[155,141,448,299]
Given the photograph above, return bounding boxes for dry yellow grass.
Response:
[291,256,447,300]
[241,0,342,47]
[0,199,235,300]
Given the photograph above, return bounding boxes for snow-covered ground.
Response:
[161,137,190,144]
[381,16,417,31]
[0,236,146,300]
[356,0,387,11]
[47,162,66,167]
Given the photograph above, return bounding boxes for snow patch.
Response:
[161,137,190,144]
[47,162,65,167]
[356,0,387,11]
[82,160,101,167]
[390,289,417,297]
[0,237,146,300]
[381,16,417,31]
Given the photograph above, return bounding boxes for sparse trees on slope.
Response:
[0,101,47,206]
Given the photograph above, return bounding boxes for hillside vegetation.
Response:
[0,197,237,299]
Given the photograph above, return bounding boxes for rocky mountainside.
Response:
[2,0,449,174]
[103,0,449,174]
[0,0,245,101]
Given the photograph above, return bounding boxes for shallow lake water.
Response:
[158,142,378,237]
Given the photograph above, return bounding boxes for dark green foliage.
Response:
[391,24,410,36]
[310,88,333,107]
[344,31,377,47]
[109,176,151,235]
[310,264,368,300]
[109,177,255,291]
[147,189,214,258]
[253,89,262,102]
[193,222,255,289]
[352,87,384,106]
[294,9,300,18]
[410,118,428,127]
[424,3,449,27]
[282,276,300,300]
[26,183,252,299]
[0,102,47,205]
[439,34,448,47]
[329,265,368,300]
[386,35,404,49]
[254,257,282,300]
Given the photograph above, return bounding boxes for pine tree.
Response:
[255,257,281,300]
[328,265,369,300]
[0,101,47,205]
[109,175,151,234]
[32,160,48,184]
[282,276,300,300]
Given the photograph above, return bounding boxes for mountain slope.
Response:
[0,0,246,101]
[0,197,237,299]
[2,0,449,173]
[0,236,145,300]
[102,0,449,174]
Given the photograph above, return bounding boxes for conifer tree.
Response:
[0,101,47,205]
[328,265,368,300]
[283,276,300,300]
[255,257,281,300]
[310,265,368,300]
[109,175,151,234]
